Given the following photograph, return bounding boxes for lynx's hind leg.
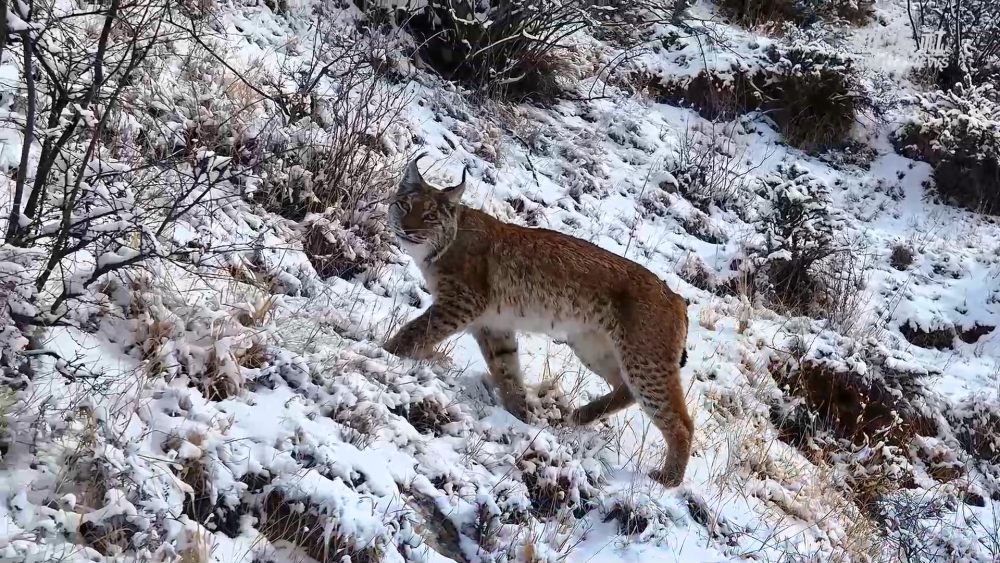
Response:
[474,327,528,421]
[616,339,692,488]
[566,330,635,424]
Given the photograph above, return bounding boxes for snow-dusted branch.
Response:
[5,3,34,245]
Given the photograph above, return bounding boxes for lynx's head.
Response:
[388,152,466,261]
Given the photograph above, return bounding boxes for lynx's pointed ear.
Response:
[442,166,467,203]
[398,151,429,196]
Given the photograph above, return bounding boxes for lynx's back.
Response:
[436,208,686,346]
[384,153,693,488]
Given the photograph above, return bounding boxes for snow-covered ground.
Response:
[2,1,999,562]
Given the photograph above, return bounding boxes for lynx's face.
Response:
[389,152,466,258]
[389,192,457,244]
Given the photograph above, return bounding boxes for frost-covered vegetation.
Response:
[0,0,999,562]
[894,85,1000,214]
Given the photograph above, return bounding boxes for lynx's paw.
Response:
[648,468,684,489]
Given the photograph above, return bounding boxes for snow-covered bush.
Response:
[681,211,729,244]
[717,0,873,27]
[649,45,869,152]
[378,0,593,101]
[738,169,868,330]
[256,488,387,563]
[648,69,756,123]
[676,253,715,291]
[0,249,39,387]
[301,204,397,280]
[892,84,1000,214]
[945,394,1000,465]
[771,347,938,453]
[129,290,277,400]
[745,164,845,315]
[516,437,603,518]
[890,243,916,271]
[764,45,870,152]
[767,341,958,524]
[588,0,692,48]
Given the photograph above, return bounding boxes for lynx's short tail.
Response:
[680,348,688,368]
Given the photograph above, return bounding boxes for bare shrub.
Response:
[872,491,969,562]
[178,0,218,19]
[0,1,230,321]
[905,0,999,89]
[663,122,759,213]
[590,0,692,31]
[373,0,594,102]
[253,22,410,219]
[239,17,409,283]
[0,0,408,343]
[813,237,875,336]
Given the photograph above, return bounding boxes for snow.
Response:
[0,0,997,562]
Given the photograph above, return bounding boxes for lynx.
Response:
[383,152,694,488]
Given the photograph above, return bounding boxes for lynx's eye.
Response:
[423,211,437,221]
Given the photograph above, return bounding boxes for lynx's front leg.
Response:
[384,302,477,361]
[473,327,528,422]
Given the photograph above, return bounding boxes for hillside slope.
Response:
[0,1,998,562]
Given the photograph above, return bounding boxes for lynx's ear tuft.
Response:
[442,166,467,202]
[398,150,429,196]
